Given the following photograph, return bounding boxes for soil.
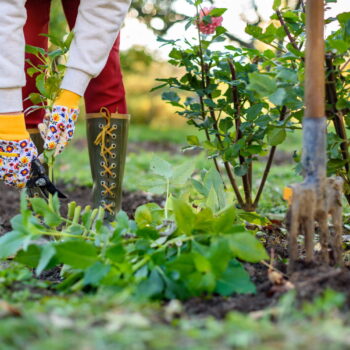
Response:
[0,182,164,235]
[2,180,350,318]
[185,224,350,318]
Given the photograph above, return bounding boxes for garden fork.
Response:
[286,0,343,273]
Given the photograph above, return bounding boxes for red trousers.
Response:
[24,0,127,129]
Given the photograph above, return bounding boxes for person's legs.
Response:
[23,0,51,132]
[62,0,129,221]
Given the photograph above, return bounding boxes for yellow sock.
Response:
[54,89,81,109]
[0,114,29,141]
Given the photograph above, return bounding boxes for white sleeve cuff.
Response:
[60,68,92,96]
[0,88,23,113]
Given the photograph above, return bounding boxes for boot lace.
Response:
[94,107,118,214]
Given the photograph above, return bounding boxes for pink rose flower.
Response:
[198,7,224,35]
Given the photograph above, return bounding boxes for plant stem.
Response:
[253,106,288,208]
[227,59,252,210]
[165,179,170,220]
[276,10,300,52]
[325,56,350,204]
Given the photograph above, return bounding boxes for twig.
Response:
[227,59,253,209]
[276,10,300,52]
[325,56,350,205]
[253,106,288,207]
[296,268,342,288]
[340,57,350,72]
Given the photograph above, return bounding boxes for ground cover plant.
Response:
[1,0,350,349]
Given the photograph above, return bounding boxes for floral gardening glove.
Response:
[38,90,80,156]
[0,114,38,188]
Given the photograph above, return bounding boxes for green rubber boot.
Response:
[86,107,130,221]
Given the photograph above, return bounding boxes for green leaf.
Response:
[187,135,200,146]
[267,127,286,146]
[273,0,281,10]
[162,91,181,103]
[169,48,182,60]
[193,252,212,273]
[30,197,62,227]
[208,238,232,276]
[36,244,56,275]
[14,245,41,268]
[106,244,126,263]
[83,262,111,286]
[213,206,237,234]
[229,233,269,263]
[135,204,153,228]
[172,198,196,235]
[150,156,173,179]
[209,8,227,17]
[137,269,164,298]
[173,161,195,185]
[35,74,49,98]
[247,72,277,97]
[215,262,256,296]
[0,231,27,259]
[269,88,286,106]
[55,241,98,269]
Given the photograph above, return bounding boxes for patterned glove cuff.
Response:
[0,114,29,141]
[54,89,81,109]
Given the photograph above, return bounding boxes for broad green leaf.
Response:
[14,245,41,268]
[216,263,256,296]
[269,88,286,106]
[172,198,196,235]
[213,206,237,234]
[193,252,211,273]
[238,211,270,225]
[173,161,195,185]
[106,244,126,263]
[30,197,62,227]
[229,233,269,262]
[137,269,164,298]
[0,231,27,259]
[209,8,227,17]
[167,254,194,275]
[36,244,56,275]
[55,241,98,269]
[150,156,173,179]
[247,72,277,97]
[273,0,281,10]
[83,262,111,286]
[187,135,200,146]
[208,239,232,276]
[135,204,153,228]
[267,127,286,146]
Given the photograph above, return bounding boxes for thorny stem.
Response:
[227,59,253,210]
[253,106,288,208]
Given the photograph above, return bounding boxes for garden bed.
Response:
[2,181,350,318]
